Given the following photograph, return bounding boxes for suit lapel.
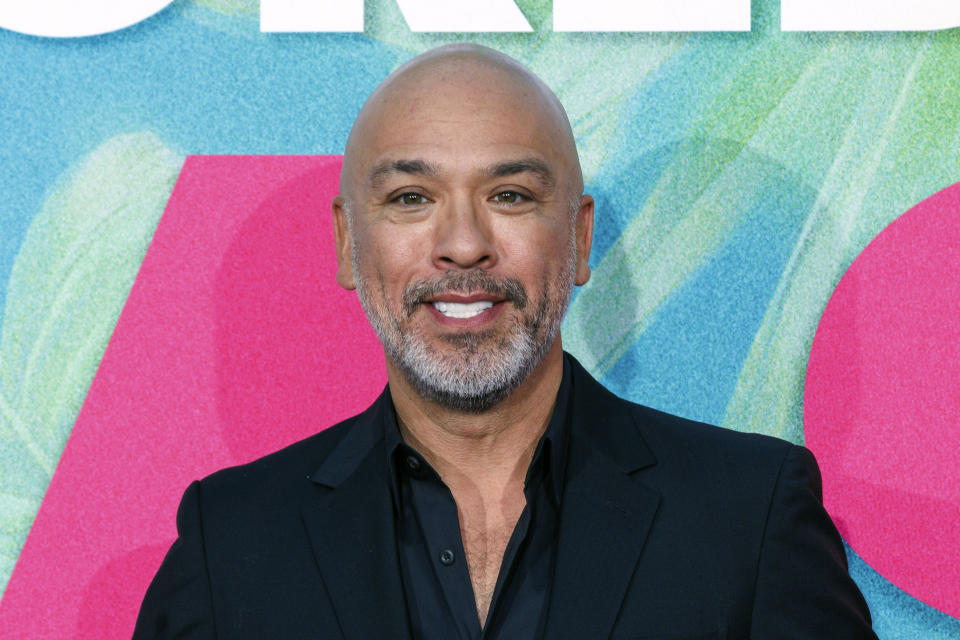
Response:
[300,393,412,640]
[545,358,661,639]
[296,358,660,639]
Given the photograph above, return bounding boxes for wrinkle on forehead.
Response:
[340,44,582,205]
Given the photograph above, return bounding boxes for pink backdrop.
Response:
[0,157,386,639]
[806,182,960,619]
[2,158,958,637]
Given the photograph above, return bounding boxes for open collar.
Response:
[301,353,662,640]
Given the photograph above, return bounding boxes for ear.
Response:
[574,193,594,286]
[332,195,356,291]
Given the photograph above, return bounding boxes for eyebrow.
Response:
[367,156,557,191]
[486,158,555,190]
[368,159,440,189]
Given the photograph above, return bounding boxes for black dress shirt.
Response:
[383,358,572,640]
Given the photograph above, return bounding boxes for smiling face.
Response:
[333,46,593,413]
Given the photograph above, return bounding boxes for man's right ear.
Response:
[331,196,356,291]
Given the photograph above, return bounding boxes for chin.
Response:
[392,327,557,413]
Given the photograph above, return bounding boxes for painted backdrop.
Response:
[1,1,959,637]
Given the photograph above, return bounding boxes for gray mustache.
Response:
[402,270,528,317]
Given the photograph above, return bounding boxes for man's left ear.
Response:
[574,194,594,286]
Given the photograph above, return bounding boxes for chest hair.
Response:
[459,501,525,626]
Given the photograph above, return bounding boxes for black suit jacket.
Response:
[134,355,876,639]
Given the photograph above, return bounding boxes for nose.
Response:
[430,196,497,270]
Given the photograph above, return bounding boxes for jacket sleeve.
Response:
[133,481,217,639]
[750,445,878,639]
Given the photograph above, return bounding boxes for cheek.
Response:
[500,225,573,279]
[356,237,424,303]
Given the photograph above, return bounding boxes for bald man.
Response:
[134,45,877,639]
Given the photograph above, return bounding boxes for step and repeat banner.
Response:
[1,1,959,637]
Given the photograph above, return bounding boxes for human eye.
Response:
[491,190,529,206]
[390,192,430,206]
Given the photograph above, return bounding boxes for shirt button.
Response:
[439,549,455,566]
[405,455,421,473]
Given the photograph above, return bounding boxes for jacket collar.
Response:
[301,390,413,640]
[544,354,661,639]
[307,352,657,484]
[301,353,661,639]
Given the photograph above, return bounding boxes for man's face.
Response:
[334,61,592,412]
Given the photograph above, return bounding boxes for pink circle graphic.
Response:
[805,181,960,618]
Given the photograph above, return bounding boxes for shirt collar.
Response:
[383,354,574,511]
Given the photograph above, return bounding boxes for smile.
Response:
[431,301,494,319]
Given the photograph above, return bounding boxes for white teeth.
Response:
[432,300,494,319]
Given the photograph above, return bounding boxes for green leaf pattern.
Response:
[0,133,183,596]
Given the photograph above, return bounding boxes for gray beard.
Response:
[354,267,572,413]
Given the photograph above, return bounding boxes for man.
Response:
[134,44,877,639]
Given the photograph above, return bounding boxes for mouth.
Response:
[431,300,495,319]
[402,271,527,321]
[421,292,506,327]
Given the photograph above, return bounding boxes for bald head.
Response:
[339,44,583,208]
[329,44,595,412]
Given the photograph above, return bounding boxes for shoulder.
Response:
[192,395,382,513]
[632,401,798,471]
[640,401,818,502]
[567,352,799,479]
[631,401,818,506]
[565,353,811,512]
[563,356,876,634]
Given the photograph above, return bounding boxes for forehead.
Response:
[346,61,577,192]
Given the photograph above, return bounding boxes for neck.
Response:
[387,341,565,495]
